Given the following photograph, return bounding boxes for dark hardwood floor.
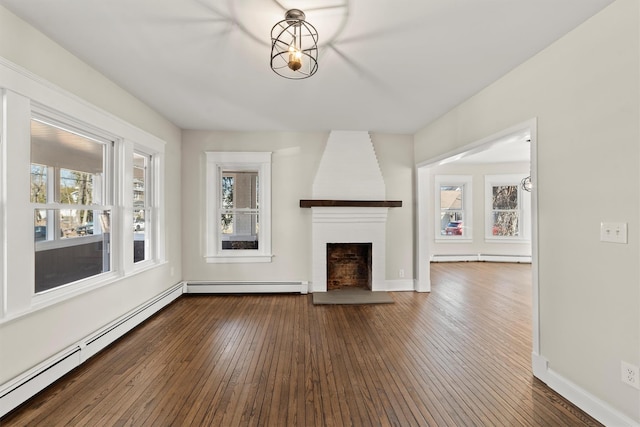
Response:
[2,262,602,426]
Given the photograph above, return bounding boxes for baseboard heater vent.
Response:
[186,281,308,294]
[0,282,184,418]
[431,254,532,263]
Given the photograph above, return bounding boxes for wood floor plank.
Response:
[2,262,603,427]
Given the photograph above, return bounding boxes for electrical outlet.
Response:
[621,361,640,389]
[399,269,405,278]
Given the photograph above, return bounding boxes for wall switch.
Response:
[600,222,627,244]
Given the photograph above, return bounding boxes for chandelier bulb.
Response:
[288,52,302,71]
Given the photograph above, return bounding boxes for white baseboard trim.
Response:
[186,281,309,295]
[0,282,184,418]
[431,254,532,263]
[532,352,639,426]
[382,279,416,291]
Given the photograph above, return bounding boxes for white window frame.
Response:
[131,149,158,266]
[484,174,530,242]
[29,108,118,296]
[205,152,272,263]
[0,90,4,319]
[120,141,165,276]
[435,175,472,241]
[0,59,166,322]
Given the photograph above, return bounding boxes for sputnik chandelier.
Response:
[270,9,319,79]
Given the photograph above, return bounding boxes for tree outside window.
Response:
[491,185,519,236]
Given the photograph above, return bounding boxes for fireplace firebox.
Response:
[326,243,372,290]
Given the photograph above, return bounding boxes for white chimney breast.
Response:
[312,131,385,200]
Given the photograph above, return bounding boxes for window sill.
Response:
[485,238,530,244]
[205,254,273,264]
[435,237,473,243]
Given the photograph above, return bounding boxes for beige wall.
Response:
[0,6,182,383]
[415,0,640,421]
[181,131,414,283]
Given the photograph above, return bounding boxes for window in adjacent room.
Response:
[485,174,530,241]
[205,152,272,263]
[435,175,472,240]
[31,117,112,293]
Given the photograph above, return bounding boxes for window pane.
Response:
[34,208,48,241]
[440,185,462,210]
[59,209,98,238]
[133,153,149,263]
[35,208,99,240]
[492,185,518,210]
[440,214,464,236]
[35,209,111,293]
[134,209,147,263]
[440,185,464,236]
[31,119,105,204]
[492,211,519,236]
[133,153,146,209]
[220,213,259,250]
[59,169,96,205]
[222,176,233,209]
[220,170,259,251]
[30,163,47,203]
[222,171,258,209]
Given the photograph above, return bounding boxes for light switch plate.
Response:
[600,222,627,244]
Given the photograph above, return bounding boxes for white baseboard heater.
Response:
[431,254,532,263]
[186,281,308,294]
[0,282,184,418]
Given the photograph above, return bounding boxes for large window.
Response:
[31,117,112,293]
[435,175,472,240]
[206,152,272,263]
[485,175,530,241]
[1,72,167,320]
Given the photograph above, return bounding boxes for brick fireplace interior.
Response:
[326,243,372,290]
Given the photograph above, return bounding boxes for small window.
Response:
[485,174,530,241]
[31,117,112,293]
[206,152,272,263]
[490,185,519,237]
[435,175,472,240]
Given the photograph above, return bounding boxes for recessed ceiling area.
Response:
[0,0,614,132]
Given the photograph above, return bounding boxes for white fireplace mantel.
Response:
[311,207,388,293]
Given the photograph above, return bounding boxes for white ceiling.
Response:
[449,132,531,165]
[1,0,614,133]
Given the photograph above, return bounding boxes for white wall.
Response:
[414,0,640,422]
[181,131,414,284]
[0,6,182,384]
[429,161,531,258]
